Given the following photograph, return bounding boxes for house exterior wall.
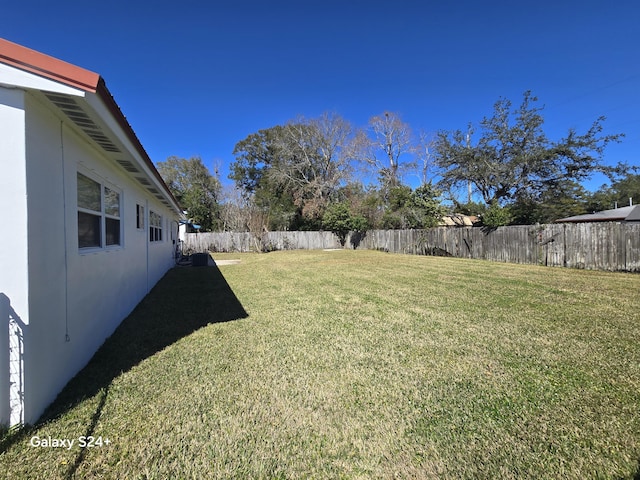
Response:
[0,88,179,426]
[0,87,29,426]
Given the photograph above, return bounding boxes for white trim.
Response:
[0,63,85,97]
[76,168,123,252]
[148,209,164,243]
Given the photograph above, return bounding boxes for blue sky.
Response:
[4,0,639,193]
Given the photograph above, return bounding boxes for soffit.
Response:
[39,90,179,212]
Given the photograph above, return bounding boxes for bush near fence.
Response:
[184,222,640,272]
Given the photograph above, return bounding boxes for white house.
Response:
[0,38,182,427]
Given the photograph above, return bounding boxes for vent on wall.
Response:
[116,159,140,173]
[135,177,151,186]
[45,93,121,153]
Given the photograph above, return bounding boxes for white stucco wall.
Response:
[0,89,178,426]
[0,87,29,426]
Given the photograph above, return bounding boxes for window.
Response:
[149,211,163,242]
[104,186,120,246]
[77,172,121,249]
[136,204,145,230]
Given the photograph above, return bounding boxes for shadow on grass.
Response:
[0,263,247,456]
[51,262,248,420]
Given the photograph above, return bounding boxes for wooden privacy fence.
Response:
[185,230,342,253]
[184,222,640,272]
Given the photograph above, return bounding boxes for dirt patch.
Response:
[214,259,242,265]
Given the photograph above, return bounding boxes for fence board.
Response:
[184,222,640,272]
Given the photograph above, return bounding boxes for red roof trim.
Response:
[0,38,100,92]
[0,38,180,212]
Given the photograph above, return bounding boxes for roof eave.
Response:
[0,37,181,215]
[556,218,626,223]
[94,78,181,213]
[0,38,100,92]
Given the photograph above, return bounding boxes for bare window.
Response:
[77,172,121,249]
[136,204,145,229]
[149,211,163,242]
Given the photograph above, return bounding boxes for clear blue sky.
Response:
[4,0,639,193]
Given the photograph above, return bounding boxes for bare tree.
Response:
[414,130,437,185]
[350,111,415,188]
[267,112,354,221]
[219,184,250,232]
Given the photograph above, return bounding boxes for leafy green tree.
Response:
[157,156,221,231]
[336,182,386,230]
[322,202,368,246]
[481,201,512,228]
[381,183,445,229]
[587,173,640,211]
[452,200,487,217]
[410,183,447,228]
[510,179,589,224]
[610,174,640,206]
[434,91,625,207]
[381,185,413,229]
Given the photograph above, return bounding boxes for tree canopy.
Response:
[433,91,625,206]
[162,95,632,233]
[588,174,640,211]
[157,156,221,231]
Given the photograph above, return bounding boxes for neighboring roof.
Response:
[440,214,479,227]
[556,205,640,223]
[0,38,181,214]
[626,205,640,222]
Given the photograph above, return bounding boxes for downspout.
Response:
[146,199,150,293]
[60,121,70,342]
[0,294,9,424]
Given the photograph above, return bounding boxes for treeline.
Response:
[157,92,638,233]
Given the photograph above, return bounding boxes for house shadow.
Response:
[24,262,247,435]
[0,293,26,429]
[0,262,245,476]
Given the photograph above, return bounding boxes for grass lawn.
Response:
[1,249,640,479]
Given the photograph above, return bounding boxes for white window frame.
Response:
[136,204,145,230]
[149,210,163,242]
[77,170,122,251]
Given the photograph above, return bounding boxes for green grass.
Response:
[1,250,640,479]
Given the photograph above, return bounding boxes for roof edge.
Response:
[0,38,180,213]
[556,204,639,223]
[95,78,182,213]
[0,38,100,92]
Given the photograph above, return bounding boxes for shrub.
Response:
[323,202,368,246]
[481,201,512,227]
